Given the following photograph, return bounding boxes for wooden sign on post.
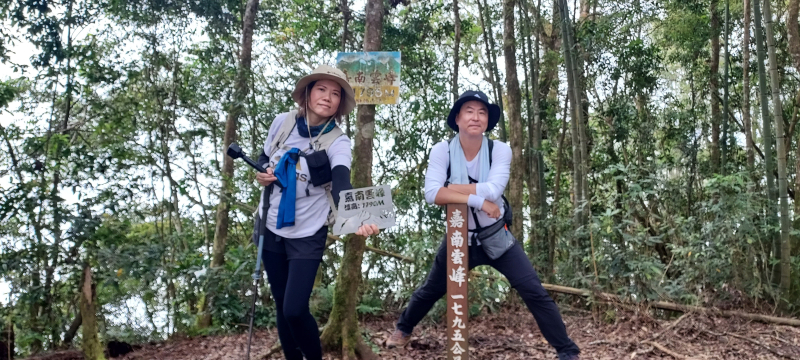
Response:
[446,204,469,360]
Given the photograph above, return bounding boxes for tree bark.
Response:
[577,0,591,226]
[319,1,381,359]
[63,310,82,345]
[80,264,105,360]
[753,0,779,286]
[710,0,721,173]
[721,0,730,171]
[762,0,792,304]
[521,0,546,260]
[340,0,352,137]
[786,0,800,265]
[558,0,587,233]
[478,0,507,141]
[549,96,569,277]
[744,0,755,172]
[453,0,461,102]
[200,0,259,328]
[788,0,800,73]
[503,0,525,242]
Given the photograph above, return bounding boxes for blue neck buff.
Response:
[297,116,335,138]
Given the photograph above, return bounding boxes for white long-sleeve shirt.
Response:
[424,139,512,233]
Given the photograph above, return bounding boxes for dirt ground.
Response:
[23,307,800,360]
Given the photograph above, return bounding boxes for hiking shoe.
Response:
[558,353,580,360]
[386,329,411,348]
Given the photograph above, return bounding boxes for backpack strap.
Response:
[312,125,345,152]
[269,110,300,158]
[444,136,511,230]
[316,126,346,224]
[268,110,347,226]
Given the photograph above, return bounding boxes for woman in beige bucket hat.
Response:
[251,65,378,360]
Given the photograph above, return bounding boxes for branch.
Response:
[641,340,687,359]
[326,234,413,263]
[703,330,793,359]
[470,275,800,327]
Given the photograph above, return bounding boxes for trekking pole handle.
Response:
[227,142,266,173]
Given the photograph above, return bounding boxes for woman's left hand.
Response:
[355,224,380,237]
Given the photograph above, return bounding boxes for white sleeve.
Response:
[424,141,450,205]
[475,140,511,202]
[327,135,353,169]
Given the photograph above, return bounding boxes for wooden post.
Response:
[446,204,469,360]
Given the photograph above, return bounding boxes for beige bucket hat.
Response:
[292,65,357,116]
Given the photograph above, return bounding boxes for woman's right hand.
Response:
[256,167,277,187]
[482,200,501,219]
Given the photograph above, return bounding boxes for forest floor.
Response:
[24,305,800,360]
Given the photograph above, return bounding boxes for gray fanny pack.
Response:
[472,212,516,260]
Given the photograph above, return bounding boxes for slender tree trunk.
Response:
[521,0,545,260]
[710,0,721,173]
[503,0,525,242]
[762,0,792,303]
[795,140,800,258]
[549,96,569,277]
[200,0,259,328]
[453,0,461,102]
[341,0,352,138]
[320,1,382,359]
[786,0,800,265]
[558,0,586,231]
[788,0,800,73]
[753,0,779,286]
[80,264,105,360]
[478,0,507,141]
[577,0,591,226]
[63,310,81,345]
[744,0,755,171]
[721,0,730,171]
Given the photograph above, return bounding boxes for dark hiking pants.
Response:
[396,239,580,357]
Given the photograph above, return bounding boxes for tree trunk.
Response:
[549,96,569,277]
[721,0,730,171]
[762,0,792,304]
[795,138,800,259]
[710,0,721,173]
[41,1,76,347]
[786,0,800,266]
[319,1,381,359]
[752,0,779,286]
[63,310,81,345]
[80,264,105,360]
[744,0,754,171]
[558,0,586,232]
[199,0,259,328]
[453,0,461,102]
[577,0,591,226]
[340,0,352,138]
[521,0,546,260]
[503,0,525,242]
[1,323,14,360]
[788,0,800,73]
[478,0,507,141]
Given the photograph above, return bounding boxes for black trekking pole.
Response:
[227,143,270,360]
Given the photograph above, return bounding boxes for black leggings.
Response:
[262,250,322,360]
[396,240,580,357]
